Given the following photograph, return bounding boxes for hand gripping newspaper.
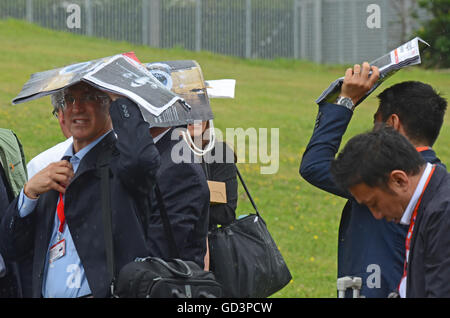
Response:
[316,37,430,107]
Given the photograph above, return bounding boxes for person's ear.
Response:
[385,114,401,131]
[388,170,410,194]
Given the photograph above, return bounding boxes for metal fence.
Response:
[0,0,425,64]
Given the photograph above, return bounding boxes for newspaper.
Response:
[12,53,185,118]
[316,37,430,106]
[205,79,236,99]
[145,60,214,124]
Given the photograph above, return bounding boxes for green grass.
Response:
[1,19,450,297]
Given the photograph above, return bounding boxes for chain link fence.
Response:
[0,0,426,64]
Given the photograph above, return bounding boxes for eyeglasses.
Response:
[63,92,109,107]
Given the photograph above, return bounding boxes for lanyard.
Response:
[399,164,436,290]
[416,146,431,153]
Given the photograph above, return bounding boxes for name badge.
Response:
[49,239,66,263]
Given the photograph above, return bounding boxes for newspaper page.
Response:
[12,53,183,118]
[145,60,214,123]
[315,37,430,106]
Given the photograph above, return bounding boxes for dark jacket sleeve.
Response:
[299,102,354,199]
[109,98,160,195]
[0,196,35,261]
[422,202,450,297]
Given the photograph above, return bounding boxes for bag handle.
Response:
[235,167,260,217]
[145,257,192,278]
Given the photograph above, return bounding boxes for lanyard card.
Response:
[49,239,66,263]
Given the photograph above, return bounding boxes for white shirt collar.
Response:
[153,128,171,144]
[400,162,433,225]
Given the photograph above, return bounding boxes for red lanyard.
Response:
[400,164,436,286]
[416,146,431,153]
[56,192,66,235]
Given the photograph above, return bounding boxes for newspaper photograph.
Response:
[316,37,430,106]
[145,60,214,123]
[12,53,183,118]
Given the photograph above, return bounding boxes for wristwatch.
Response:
[335,96,355,111]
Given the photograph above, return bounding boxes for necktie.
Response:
[56,156,72,237]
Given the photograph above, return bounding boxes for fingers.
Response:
[25,160,75,198]
[353,64,361,75]
[341,62,379,105]
[360,62,371,78]
[344,67,353,82]
[369,65,380,85]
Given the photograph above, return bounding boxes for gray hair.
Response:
[51,90,65,116]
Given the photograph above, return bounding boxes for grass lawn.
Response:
[1,19,449,297]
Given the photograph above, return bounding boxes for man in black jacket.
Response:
[331,127,450,298]
[146,127,210,268]
[0,82,160,297]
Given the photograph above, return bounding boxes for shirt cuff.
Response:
[17,188,38,218]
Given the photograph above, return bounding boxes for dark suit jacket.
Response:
[0,98,160,298]
[300,102,445,298]
[407,165,450,297]
[147,129,210,267]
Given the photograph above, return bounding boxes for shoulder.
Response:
[421,170,450,224]
[27,137,73,179]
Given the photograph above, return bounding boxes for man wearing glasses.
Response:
[27,92,73,180]
[1,82,160,298]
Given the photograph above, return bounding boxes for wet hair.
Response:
[330,126,425,191]
[376,81,447,146]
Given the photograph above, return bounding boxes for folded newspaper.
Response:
[316,37,430,106]
[145,60,214,124]
[12,52,188,123]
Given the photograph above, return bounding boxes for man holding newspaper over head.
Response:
[0,54,179,298]
[300,38,448,298]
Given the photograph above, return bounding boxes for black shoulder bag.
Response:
[208,167,292,298]
[100,162,223,298]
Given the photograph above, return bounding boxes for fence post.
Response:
[245,0,251,58]
[142,0,148,45]
[293,0,299,59]
[195,0,202,52]
[148,0,161,48]
[313,0,322,63]
[85,0,93,36]
[300,0,307,60]
[26,0,33,23]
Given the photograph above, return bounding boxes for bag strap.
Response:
[101,165,116,296]
[98,146,116,296]
[235,167,260,217]
[154,184,181,259]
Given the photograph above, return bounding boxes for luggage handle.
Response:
[149,257,193,278]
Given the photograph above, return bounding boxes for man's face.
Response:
[349,182,408,223]
[61,83,112,150]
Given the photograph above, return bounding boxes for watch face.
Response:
[335,97,354,110]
